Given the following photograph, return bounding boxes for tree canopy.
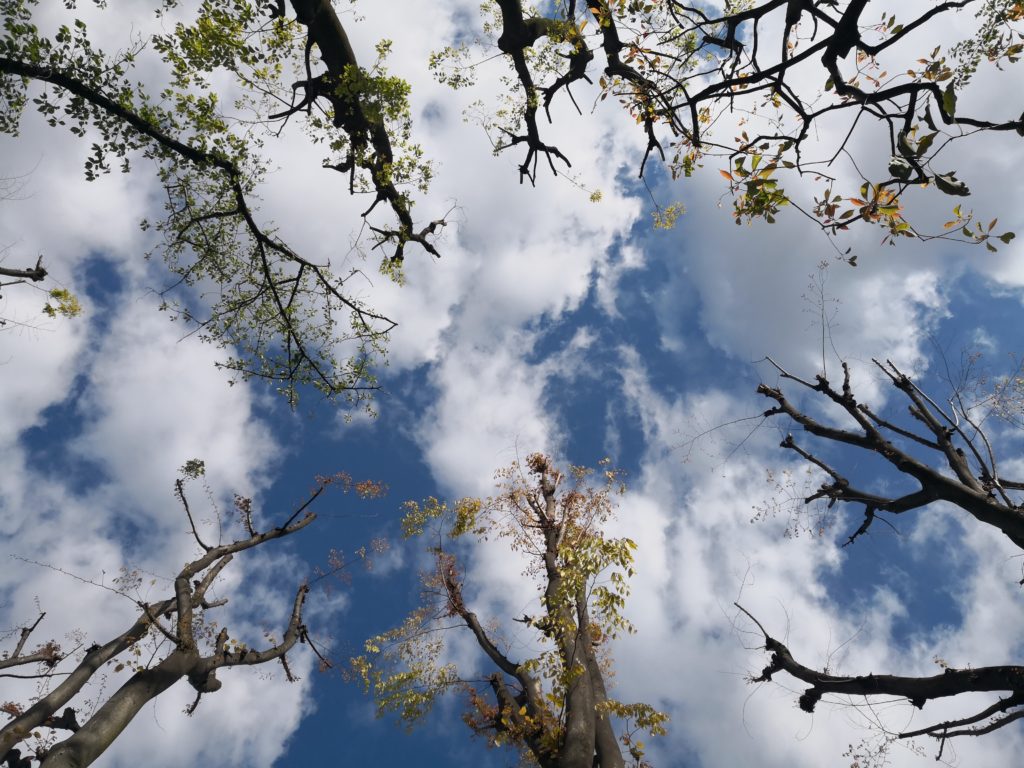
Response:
[1,0,448,405]
[440,0,1021,245]
[353,454,667,768]
[1,0,1020,401]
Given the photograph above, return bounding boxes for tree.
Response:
[0,0,448,404]
[2,1,1020,401]
[352,453,667,768]
[740,357,1024,757]
[0,463,366,768]
[437,0,1020,245]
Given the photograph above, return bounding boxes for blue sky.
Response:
[3,2,1024,767]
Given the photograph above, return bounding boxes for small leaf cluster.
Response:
[722,151,789,225]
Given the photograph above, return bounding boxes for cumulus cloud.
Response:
[385,4,1024,765]
[0,264,310,768]
[6,1,1024,767]
[604,352,1024,768]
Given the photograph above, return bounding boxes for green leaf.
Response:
[942,83,957,117]
[923,104,938,131]
[915,131,937,158]
[933,172,970,196]
[896,131,916,158]
[888,156,913,180]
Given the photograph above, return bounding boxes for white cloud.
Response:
[390,6,1024,765]
[0,268,312,767]
[595,244,646,319]
[600,351,1024,768]
[414,330,558,496]
[6,1,1024,767]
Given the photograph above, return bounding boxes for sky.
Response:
[2,1,1024,767]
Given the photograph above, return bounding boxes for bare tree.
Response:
[741,357,1024,756]
[0,466,358,768]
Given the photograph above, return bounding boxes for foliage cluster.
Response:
[354,454,666,768]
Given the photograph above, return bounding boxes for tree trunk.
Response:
[40,651,194,768]
[0,600,172,762]
[543,539,596,767]
[578,595,624,768]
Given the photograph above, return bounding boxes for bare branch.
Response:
[749,358,1024,743]
[759,362,1024,550]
